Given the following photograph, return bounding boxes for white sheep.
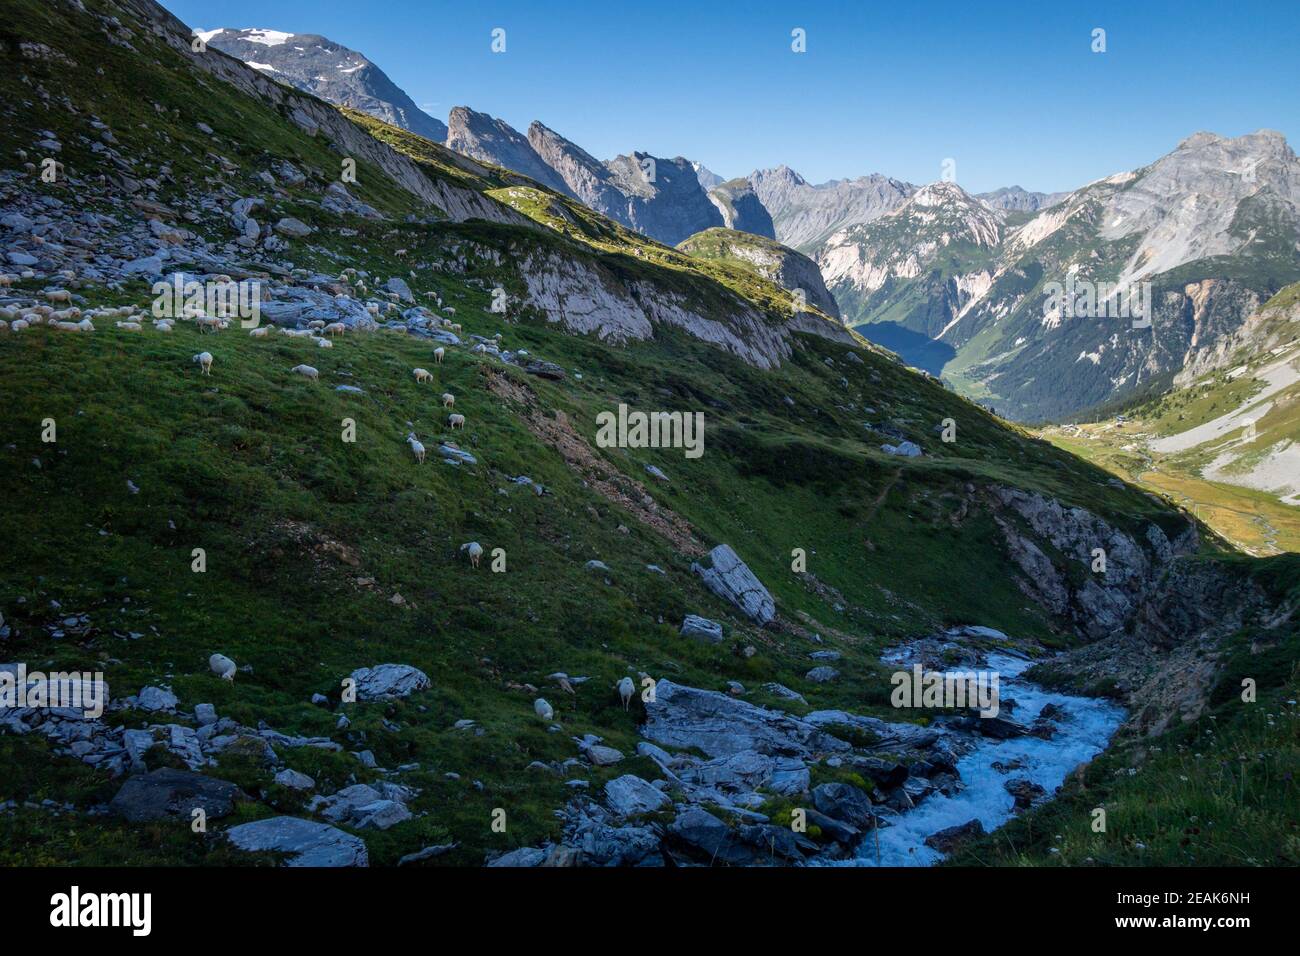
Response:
[534,698,553,722]
[441,393,455,408]
[460,541,483,568]
[448,413,465,430]
[11,319,29,332]
[445,307,456,316]
[209,653,237,681]
[366,303,380,316]
[153,319,173,332]
[196,315,224,333]
[413,368,432,384]
[115,321,142,331]
[434,347,445,364]
[406,433,425,463]
[45,289,72,304]
[0,274,14,287]
[308,320,326,330]
[290,364,319,381]
[77,318,95,332]
[450,323,462,333]
[313,337,333,348]
[193,351,213,375]
[617,676,635,710]
[324,322,346,337]
[248,326,269,338]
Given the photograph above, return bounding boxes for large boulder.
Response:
[604,775,669,817]
[923,818,985,853]
[666,808,756,865]
[347,664,431,701]
[310,782,415,830]
[109,768,248,822]
[578,824,662,866]
[487,847,547,867]
[691,545,775,625]
[643,680,849,759]
[811,781,875,829]
[224,816,369,867]
[677,750,809,797]
[679,614,723,644]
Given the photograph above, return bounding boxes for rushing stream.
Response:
[834,652,1125,867]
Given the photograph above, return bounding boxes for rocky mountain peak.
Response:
[204,27,447,143]
[445,107,574,196]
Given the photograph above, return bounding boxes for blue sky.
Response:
[162,0,1298,193]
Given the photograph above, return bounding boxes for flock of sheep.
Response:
[6,273,652,725]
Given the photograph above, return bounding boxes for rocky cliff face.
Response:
[677,228,840,320]
[441,112,724,246]
[819,182,1002,340]
[706,180,776,238]
[203,28,448,143]
[748,165,915,250]
[445,108,575,197]
[987,485,1288,735]
[508,245,852,369]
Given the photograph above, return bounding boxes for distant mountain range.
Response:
[212,28,1300,423]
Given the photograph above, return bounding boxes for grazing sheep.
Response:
[441,393,455,408]
[413,368,432,384]
[460,541,483,568]
[324,322,346,337]
[308,320,326,330]
[0,274,14,287]
[534,698,553,722]
[248,326,269,338]
[366,303,380,317]
[77,318,95,332]
[45,289,72,304]
[290,364,319,381]
[406,433,425,464]
[448,413,465,430]
[617,676,635,710]
[196,315,224,333]
[433,347,445,364]
[313,337,333,348]
[153,319,173,332]
[445,307,456,316]
[193,351,213,375]
[115,321,142,331]
[209,653,237,681]
[450,323,462,333]
[11,319,29,332]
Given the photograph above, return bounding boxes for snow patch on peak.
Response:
[242,28,295,46]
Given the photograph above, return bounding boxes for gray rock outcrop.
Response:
[691,544,775,625]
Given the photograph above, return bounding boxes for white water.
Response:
[835,653,1125,867]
